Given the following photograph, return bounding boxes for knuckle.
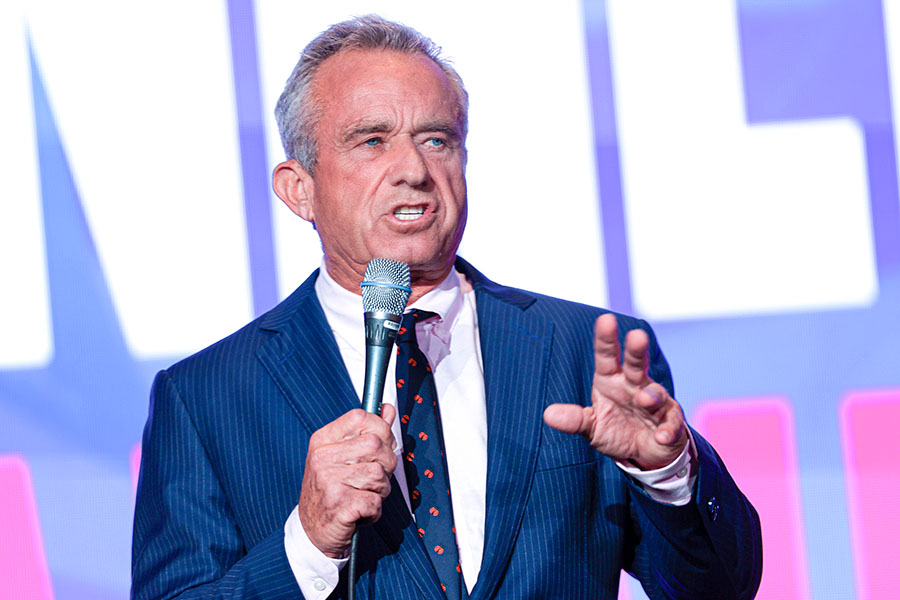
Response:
[307,451,324,470]
[362,461,382,479]
[378,480,392,498]
[309,428,325,446]
[647,383,669,400]
[385,451,398,472]
[354,492,380,518]
[359,432,382,452]
[365,493,383,514]
[374,422,392,441]
[347,408,368,425]
[308,446,330,468]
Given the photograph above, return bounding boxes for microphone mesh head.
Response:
[361,259,411,315]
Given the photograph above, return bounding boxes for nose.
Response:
[388,136,430,188]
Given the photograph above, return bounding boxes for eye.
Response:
[426,137,446,147]
[364,137,383,146]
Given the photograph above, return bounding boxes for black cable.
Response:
[347,529,359,600]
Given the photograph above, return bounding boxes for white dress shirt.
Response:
[283,264,696,599]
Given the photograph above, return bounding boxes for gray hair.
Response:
[274,14,469,174]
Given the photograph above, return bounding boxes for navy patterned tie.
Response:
[395,311,465,599]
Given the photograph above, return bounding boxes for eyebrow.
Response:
[419,121,462,140]
[342,121,392,143]
[341,119,462,144]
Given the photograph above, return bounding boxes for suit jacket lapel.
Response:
[255,270,444,597]
[464,264,552,600]
[256,271,359,433]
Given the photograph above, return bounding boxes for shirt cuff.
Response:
[283,505,348,598]
[615,430,698,506]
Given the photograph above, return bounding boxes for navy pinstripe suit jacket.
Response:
[132,258,762,599]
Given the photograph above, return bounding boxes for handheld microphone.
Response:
[349,259,411,600]
[359,258,412,414]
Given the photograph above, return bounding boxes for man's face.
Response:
[295,49,468,289]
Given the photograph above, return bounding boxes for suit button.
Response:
[707,496,720,521]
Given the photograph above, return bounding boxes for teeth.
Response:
[394,206,425,221]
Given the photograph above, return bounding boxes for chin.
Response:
[395,250,455,275]
[371,231,461,274]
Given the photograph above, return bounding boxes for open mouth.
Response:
[394,206,426,221]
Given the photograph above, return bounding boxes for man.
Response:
[132,15,762,600]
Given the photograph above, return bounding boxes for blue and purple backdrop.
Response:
[2,1,898,599]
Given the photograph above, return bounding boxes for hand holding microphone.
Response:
[297,260,411,559]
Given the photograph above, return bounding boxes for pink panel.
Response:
[0,454,54,599]
[840,389,900,600]
[617,570,632,600]
[693,397,810,600]
[130,442,141,501]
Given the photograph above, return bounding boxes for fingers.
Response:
[634,385,666,416]
[314,430,398,472]
[380,402,396,432]
[543,403,594,436]
[298,408,399,557]
[633,385,687,468]
[343,461,395,497]
[593,314,621,376]
[584,314,688,468]
[313,408,395,449]
[622,328,650,387]
[653,395,686,447]
[594,315,652,388]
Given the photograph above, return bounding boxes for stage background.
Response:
[2,1,898,598]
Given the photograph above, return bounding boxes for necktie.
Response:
[395,311,466,599]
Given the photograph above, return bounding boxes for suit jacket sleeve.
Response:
[621,319,762,600]
[131,370,300,600]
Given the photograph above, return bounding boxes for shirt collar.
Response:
[314,261,365,347]
[314,260,465,333]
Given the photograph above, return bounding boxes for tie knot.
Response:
[398,310,438,344]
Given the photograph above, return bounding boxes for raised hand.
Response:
[298,405,398,557]
[543,313,687,470]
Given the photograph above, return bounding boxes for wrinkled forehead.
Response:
[310,49,464,134]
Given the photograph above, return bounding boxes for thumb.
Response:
[543,403,594,436]
[380,402,396,426]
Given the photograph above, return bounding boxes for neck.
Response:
[407,267,454,304]
[324,255,457,305]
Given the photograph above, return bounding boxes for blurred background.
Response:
[1,0,898,598]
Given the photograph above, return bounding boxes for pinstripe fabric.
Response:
[132,259,761,600]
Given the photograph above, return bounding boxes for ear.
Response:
[272,159,316,223]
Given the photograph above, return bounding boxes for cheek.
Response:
[431,161,466,199]
[449,179,468,215]
[312,198,355,239]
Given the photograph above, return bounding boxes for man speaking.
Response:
[132,15,762,600]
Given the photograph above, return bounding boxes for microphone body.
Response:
[359,259,412,415]
[360,311,402,413]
